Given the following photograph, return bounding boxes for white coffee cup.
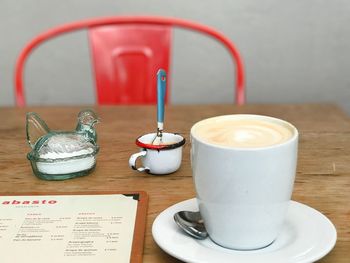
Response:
[129,132,186,175]
[190,114,298,250]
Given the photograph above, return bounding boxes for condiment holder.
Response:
[129,132,186,175]
[129,69,186,175]
[26,109,100,180]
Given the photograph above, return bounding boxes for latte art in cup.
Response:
[192,116,294,148]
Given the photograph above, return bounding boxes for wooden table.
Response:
[0,104,349,262]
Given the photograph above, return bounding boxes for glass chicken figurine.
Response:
[26,109,100,180]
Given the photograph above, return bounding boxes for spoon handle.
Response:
[157,69,167,131]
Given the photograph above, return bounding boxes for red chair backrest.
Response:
[89,25,171,104]
[15,16,245,106]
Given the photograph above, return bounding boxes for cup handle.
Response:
[129,151,150,173]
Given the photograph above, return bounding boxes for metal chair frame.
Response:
[15,16,245,106]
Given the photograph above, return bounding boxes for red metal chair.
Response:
[15,16,245,106]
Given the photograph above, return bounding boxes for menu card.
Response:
[0,192,147,263]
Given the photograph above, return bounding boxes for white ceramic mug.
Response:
[129,132,186,175]
[190,114,298,250]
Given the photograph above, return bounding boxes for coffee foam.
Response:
[192,116,294,148]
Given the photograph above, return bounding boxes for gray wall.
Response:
[1,1,349,113]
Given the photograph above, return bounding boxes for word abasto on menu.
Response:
[1,199,57,205]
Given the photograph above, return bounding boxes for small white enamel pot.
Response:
[129,132,186,175]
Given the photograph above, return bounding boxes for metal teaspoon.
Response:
[174,211,208,239]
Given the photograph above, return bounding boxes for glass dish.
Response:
[27,141,99,180]
[26,110,100,180]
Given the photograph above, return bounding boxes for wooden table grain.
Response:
[0,104,349,262]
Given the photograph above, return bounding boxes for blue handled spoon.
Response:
[153,69,167,145]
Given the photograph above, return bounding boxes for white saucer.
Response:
[152,198,336,263]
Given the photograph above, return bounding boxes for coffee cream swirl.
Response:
[193,118,293,148]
